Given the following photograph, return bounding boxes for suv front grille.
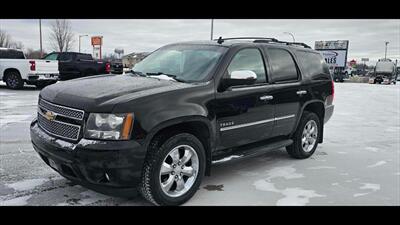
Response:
[39,98,84,121]
[37,98,84,141]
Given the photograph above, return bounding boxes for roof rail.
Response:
[214,36,311,49]
[214,37,279,44]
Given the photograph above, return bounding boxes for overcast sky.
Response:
[1,19,399,65]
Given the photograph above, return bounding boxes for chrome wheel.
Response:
[159,145,199,197]
[301,120,318,152]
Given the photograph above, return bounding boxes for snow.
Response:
[264,166,304,181]
[307,166,336,170]
[149,75,176,81]
[212,155,243,164]
[360,183,380,192]
[5,178,48,191]
[78,139,106,147]
[0,114,32,127]
[367,161,387,168]
[0,195,32,206]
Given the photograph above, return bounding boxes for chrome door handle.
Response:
[260,95,273,101]
[296,90,307,95]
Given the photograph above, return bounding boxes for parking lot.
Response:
[0,81,399,206]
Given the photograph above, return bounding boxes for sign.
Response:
[361,58,369,62]
[93,46,101,59]
[91,36,102,46]
[318,50,347,67]
[315,40,349,50]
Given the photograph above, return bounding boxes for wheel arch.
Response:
[3,68,21,81]
[292,100,325,143]
[144,116,215,176]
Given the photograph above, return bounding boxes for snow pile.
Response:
[253,165,325,206]
[0,195,32,206]
[5,178,48,191]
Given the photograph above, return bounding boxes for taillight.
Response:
[105,63,111,73]
[331,80,335,101]
[29,61,36,71]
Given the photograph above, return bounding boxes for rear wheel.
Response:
[5,71,24,89]
[286,111,320,159]
[140,133,205,205]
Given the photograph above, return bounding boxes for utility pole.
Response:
[283,32,295,42]
[384,41,389,59]
[39,19,43,58]
[210,19,214,40]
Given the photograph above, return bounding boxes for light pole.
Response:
[39,19,43,58]
[283,32,295,42]
[210,19,214,40]
[384,41,389,59]
[79,34,88,53]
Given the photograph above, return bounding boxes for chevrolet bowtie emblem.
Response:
[44,111,56,121]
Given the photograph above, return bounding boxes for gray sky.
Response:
[1,19,399,65]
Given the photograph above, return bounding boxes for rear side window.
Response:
[59,53,72,61]
[227,48,267,84]
[296,51,330,78]
[0,49,25,59]
[77,54,92,60]
[266,48,298,82]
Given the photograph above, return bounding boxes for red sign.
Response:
[349,59,356,66]
[91,36,102,46]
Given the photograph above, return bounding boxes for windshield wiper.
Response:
[129,70,147,77]
[146,72,186,82]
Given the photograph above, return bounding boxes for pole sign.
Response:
[91,36,103,59]
[315,40,349,68]
[361,58,369,62]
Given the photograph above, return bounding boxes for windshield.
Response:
[132,44,227,82]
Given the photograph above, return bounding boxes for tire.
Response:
[286,111,320,159]
[139,133,206,206]
[4,71,24,89]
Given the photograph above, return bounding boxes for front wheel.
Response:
[286,111,320,159]
[140,133,206,205]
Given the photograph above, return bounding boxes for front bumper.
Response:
[30,119,147,196]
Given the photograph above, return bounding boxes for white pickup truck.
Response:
[0,48,59,89]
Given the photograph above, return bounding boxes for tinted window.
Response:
[77,54,92,60]
[0,49,25,59]
[59,53,72,61]
[267,48,298,82]
[296,51,329,78]
[227,48,266,84]
[44,53,58,60]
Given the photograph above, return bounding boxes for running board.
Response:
[211,139,293,165]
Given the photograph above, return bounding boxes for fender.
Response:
[291,99,326,143]
[143,115,216,176]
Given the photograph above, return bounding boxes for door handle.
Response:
[260,95,273,101]
[296,90,307,95]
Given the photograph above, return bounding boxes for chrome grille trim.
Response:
[37,110,81,141]
[39,98,84,121]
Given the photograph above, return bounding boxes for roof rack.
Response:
[214,36,311,49]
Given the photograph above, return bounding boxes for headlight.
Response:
[84,113,134,140]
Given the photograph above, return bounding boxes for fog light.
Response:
[105,173,110,181]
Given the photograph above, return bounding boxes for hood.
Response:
[40,74,192,112]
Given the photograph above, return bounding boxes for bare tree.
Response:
[25,48,47,59]
[49,19,75,52]
[0,29,12,48]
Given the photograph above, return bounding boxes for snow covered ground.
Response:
[0,82,399,206]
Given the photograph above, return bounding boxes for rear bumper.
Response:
[324,105,334,124]
[30,119,147,196]
[27,73,59,82]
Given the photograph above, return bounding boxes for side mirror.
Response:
[223,70,257,88]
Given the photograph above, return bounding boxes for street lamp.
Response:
[283,32,295,42]
[384,41,389,60]
[79,34,88,53]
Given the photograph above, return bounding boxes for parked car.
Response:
[368,59,397,84]
[110,59,123,74]
[0,47,59,89]
[30,37,334,205]
[343,66,356,77]
[43,52,111,80]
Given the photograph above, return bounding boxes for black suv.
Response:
[30,37,334,205]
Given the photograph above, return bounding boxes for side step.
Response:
[211,139,293,165]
